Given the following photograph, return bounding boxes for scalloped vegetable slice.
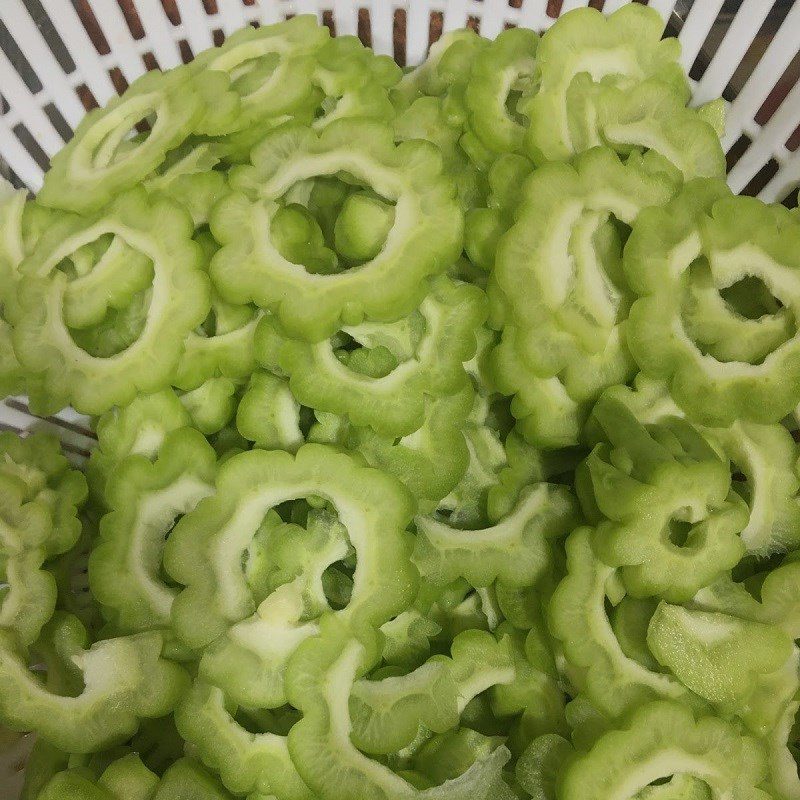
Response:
[88,428,215,642]
[394,96,484,212]
[625,181,800,426]
[515,733,574,800]
[255,277,486,436]
[764,699,800,800]
[549,529,688,719]
[0,430,87,558]
[559,701,769,800]
[38,68,205,214]
[175,680,313,799]
[0,614,187,753]
[692,557,800,640]
[310,35,401,132]
[87,389,191,505]
[486,430,580,524]
[0,545,56,648]
[349,661,458,756]
[236,370,304,452]
[197,576,325,710]
[211,119,462,341]
[413,482,579,589]
[0,437,81,645]
[36,757,159,800]
[488,147,677,447]
[647,602,797,736]
[566,76,725,180]
[708,421,800,557]
[0,181,27,306]
[163,445,415,709]
[493,325,635,449]
[285,617,512,800]
[194,17,399,161]
[144,141,228,228]
[176,16,327,140]
[490,624,567,745]
[592,378,800,558]
[0,318,26,398]
[582,393,748,601]
[464,154,534,272]
[178,377,238,436]
[393,29,485,109]
[350,629,513,755]
[462,28,539,162]
[38,757,237,800]
[12,189,210,415]
[344,386,475,510]
[490,148,675,367]
[524,5,692,165]
[174,301,261,392]
[199,509,353,708]
[436,392,508,530]
[380,610,442,671]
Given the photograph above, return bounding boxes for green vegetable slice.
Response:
[0,433,85,645]
[549,529,688,719]
[462,28,539,161]
[236,370,304,452]
[464,154,534,271]
[764,699,800,800]
[339,385,475,510]
[625,181,800,426]
[0,318,26,397]
[12,189,209,415]
[37,757,237,800]
[256,276,486,436]
[490,624,567,744]
[87,389,191,505]
[175,679,313,799]
[708,421,800,557]
[647,602,798,736]
[692,557,800,640]
[195,507,354,707]
[0,614,187,753]
[309,35,400,132]
[191,15,342,160]
[350,628,514,755]
[515,734,573,800]
[593,79,725,180]
[144,141,228,228]
[285,617,512,800]
[524,5,693,166]
[88,428,215,641]
[0,430,87,558]
[178,377,238,436]
[174,303,261,393]
[413,482,579,589]
[582,392,748,601]
[489,147,677,446]
[38,68,204,214]
[393,30,484,110]
[164,445,415,705]
[558,701,768,800]
[211,118,462,341]
[380,610,442,671]
[436,386,509,530]
[590,377,800,558]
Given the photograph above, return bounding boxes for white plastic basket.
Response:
[0,0,799,795]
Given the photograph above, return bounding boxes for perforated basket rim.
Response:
[1,0,800,796]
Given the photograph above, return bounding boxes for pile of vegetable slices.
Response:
[1,6,799,799]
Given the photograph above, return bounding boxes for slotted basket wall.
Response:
[1,0,800,796]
